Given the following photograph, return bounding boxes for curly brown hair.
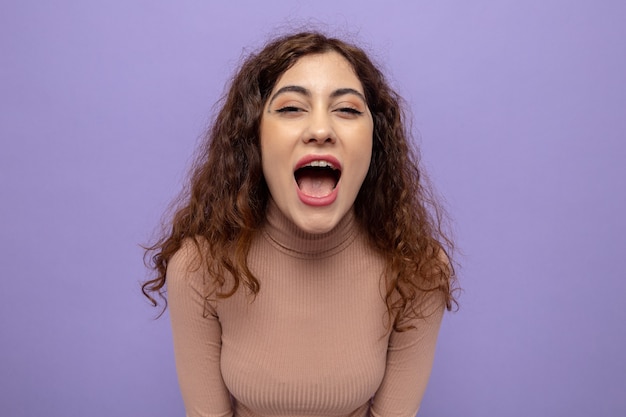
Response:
[142,31,457,330]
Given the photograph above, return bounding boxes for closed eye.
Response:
[276,106,305,113]
[335,107,364,116]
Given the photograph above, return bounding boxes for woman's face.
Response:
[260,51,374,234]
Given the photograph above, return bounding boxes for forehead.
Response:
[273,51,364,92]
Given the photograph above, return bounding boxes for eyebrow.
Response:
[268,85,367,107]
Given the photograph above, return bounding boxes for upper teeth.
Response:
[303,160,337,169]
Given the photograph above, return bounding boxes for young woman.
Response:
[143,31,457,417]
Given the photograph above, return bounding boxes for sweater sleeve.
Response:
[167,240,233,417]
[370,293,445,417]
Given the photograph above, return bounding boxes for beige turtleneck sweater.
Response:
[167,202,444,417]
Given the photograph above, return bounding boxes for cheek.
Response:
[259,122,292,191]
[259,122,278,167]
[357,129,374,173]
[358,146,374,180]
[347,136,374,190]
[260,119,289,156]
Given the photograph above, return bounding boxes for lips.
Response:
[294,155,342,206]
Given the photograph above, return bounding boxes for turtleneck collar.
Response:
[261,199,359,259]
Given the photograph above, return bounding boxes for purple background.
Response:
[1,1,625,416]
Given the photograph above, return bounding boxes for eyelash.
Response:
[337,107,363,115]
[275,106,363,115]
[276,106,303,113]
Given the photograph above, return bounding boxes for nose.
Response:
[303,110,336,144]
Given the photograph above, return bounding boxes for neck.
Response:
[261,199,359,259]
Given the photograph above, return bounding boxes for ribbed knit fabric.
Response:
[167,201,444,417]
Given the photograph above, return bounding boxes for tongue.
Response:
[297,171,336,197]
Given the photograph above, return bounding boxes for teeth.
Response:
[303,160,337,170]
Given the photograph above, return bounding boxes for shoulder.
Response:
[394,246,451,328]
[167,238,221,321]
[166,237,210,290]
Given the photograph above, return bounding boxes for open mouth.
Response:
[294,160,341,198]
